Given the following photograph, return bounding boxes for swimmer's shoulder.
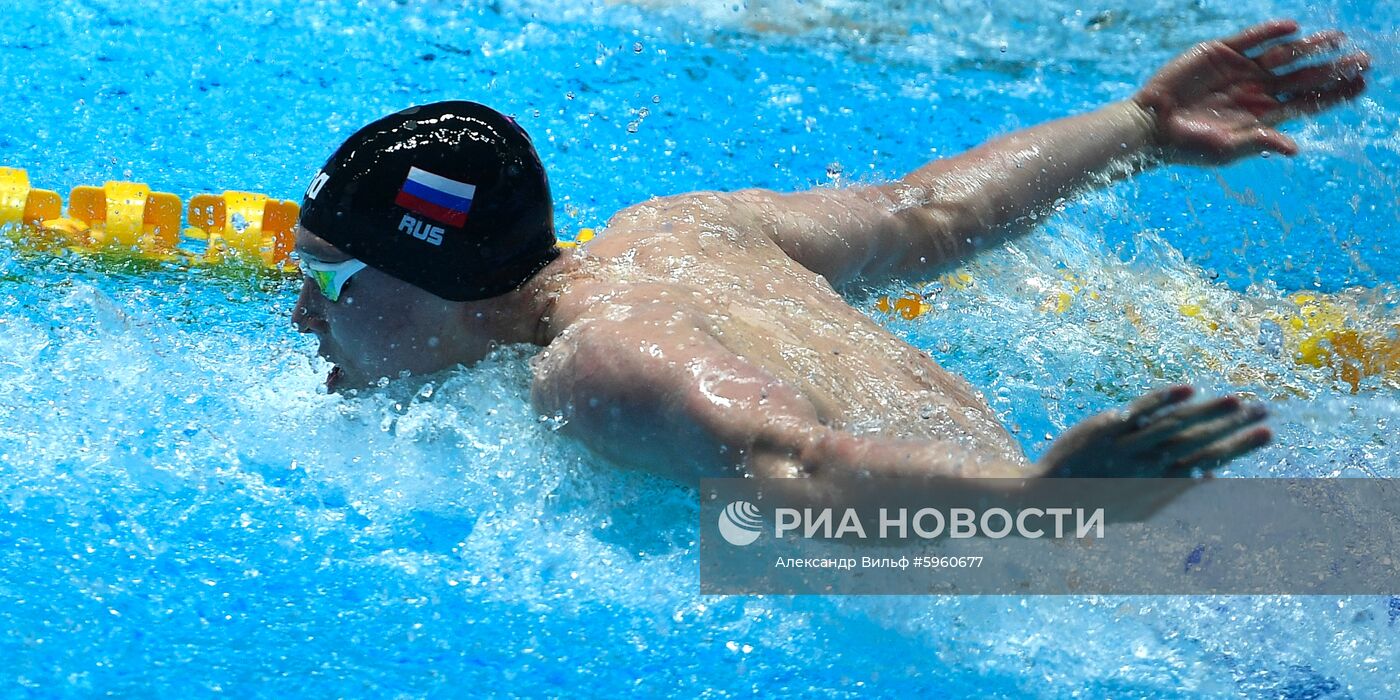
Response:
[528,305,711,422]
[535,287,715,373]
[598,191,781,255]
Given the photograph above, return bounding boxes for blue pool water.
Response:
[1,0,1397,696]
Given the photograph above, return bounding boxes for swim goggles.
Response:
[299,256,368,303]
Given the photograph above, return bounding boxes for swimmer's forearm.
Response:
[752,425,1033,480]
[883,100,1156,264]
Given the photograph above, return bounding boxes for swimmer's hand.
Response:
[1036,385,1272,478]
[1133,19,1369,165]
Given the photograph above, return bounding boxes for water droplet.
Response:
[1257,319,1284,357]
[633,42,643,53]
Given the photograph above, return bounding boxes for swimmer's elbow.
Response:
[745,424,841,479]
[867,204,967,279]
[748,440,814,479]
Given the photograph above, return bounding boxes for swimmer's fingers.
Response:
[1269,51,1371,98]
[1166,426,1273,476]
[1219,125,1299,158]
[1223,19,1300,53]
[1119,395,1245,448]
[1252,30,1346,71]
[1123,385,1195,429]
[1150,406,1270,472]
[1269,73,1370,125]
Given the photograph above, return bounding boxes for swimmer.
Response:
[292,20,1368,487]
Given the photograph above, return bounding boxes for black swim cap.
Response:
[299,100,558,302]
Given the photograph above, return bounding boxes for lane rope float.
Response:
[1,166,596,272]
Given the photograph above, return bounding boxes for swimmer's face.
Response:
[292,226,466,392]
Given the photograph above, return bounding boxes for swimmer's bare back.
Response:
[530,20,1368,486]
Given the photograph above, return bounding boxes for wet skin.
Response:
[294,20,1368,488]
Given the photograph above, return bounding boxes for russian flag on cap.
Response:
[394,166,476,228]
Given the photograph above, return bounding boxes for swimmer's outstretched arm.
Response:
[706,19,1369,286]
